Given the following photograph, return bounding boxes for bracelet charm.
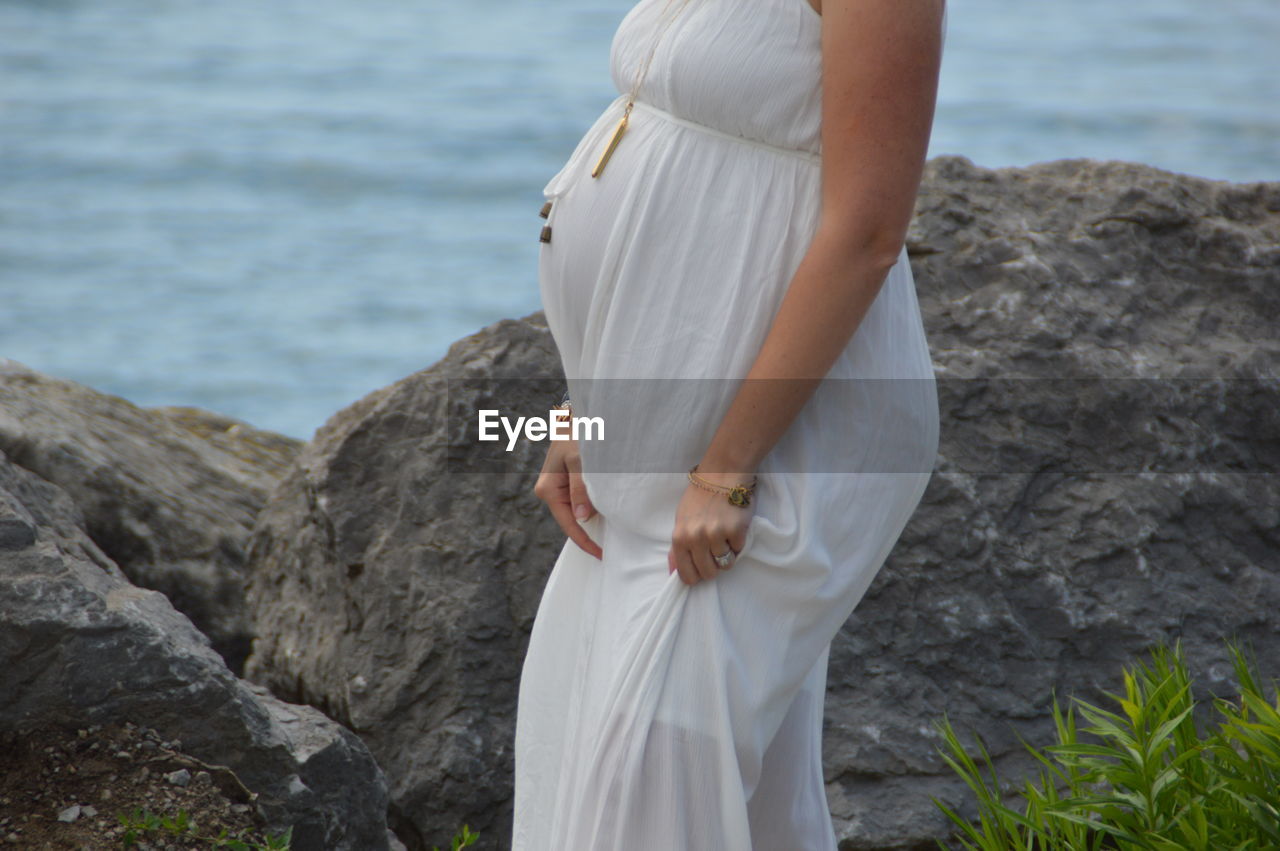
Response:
[687,464,757,508]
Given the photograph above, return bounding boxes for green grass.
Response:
[931,637,1280,850]
[116,805,292,849]
[433,822,480,850]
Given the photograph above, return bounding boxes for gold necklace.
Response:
[591,0,698,178]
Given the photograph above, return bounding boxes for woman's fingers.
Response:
[712,538,738,572]
[549,499,603,559]
[669,499,753,585]
[689,545,720,582]
[671,541,734,585]
[533,441,603,560]
[564,450,597,521]
[672,546,700,586]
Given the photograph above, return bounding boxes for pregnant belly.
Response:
[538,124,826,378]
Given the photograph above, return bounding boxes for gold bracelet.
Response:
[687,464,757,508]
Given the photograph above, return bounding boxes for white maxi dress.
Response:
[513,0,940,847]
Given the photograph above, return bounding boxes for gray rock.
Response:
[906,156,1279,378]
[0,451,391,850]
[164,769,191,787]
[238,158,1278,850]
[0,360,305,674]
[56,804,80,823]
[829,157,1280,847]
[243,315,564,849]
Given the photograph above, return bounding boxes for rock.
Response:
[0,360,305,673]
[56,805,80,823]
[164,769,191,787]
[243,313,564,847]
[826,157,1280,847]
[906,157,1279,379]
[0,451,391,850]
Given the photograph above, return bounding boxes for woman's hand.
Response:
[668,470,756,586]
[533,434,602,560]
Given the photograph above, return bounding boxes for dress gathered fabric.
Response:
[513,0,941,847]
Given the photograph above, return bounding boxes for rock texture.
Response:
[241,157,1276,849]
[0,360,304,673]
[823,156,1279,846]
[242,316,564,850]
[906,156,1279,378]
[0,449,392,850]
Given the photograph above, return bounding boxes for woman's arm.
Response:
[668,0,945,584]
[698,0,945,477]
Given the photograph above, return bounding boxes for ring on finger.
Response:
[713,548,736,569]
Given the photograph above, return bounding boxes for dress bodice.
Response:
[609,0,824,156]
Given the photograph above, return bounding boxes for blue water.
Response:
[2,0,1277,440]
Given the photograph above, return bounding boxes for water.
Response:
[2,0,1276,440]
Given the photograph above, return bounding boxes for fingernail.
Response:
[574,504,588,519]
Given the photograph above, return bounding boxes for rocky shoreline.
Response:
[2,156,1277,850]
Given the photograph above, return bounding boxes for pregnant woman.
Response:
[515,0,945,847]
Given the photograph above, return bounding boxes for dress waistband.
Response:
[623,94,822,166]
[542,93,822,200]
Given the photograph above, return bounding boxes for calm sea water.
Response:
[2,0,1277,440]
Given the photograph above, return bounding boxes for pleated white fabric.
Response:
[513,0,941,847]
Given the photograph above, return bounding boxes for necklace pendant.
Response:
[591,112,630,178]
